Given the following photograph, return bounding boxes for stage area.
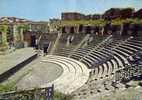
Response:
[16,61,63,90]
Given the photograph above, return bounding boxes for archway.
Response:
[30,35,36,47]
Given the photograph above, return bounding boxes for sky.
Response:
[0,0,142,21]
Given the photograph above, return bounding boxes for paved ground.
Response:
[16,61,63,90]
[0,48,37,75]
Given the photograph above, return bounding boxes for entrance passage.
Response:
[31,35,36,47]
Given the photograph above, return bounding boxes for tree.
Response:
[133,9,142,19]
[120,8,134,19]
[0,25,8,46]
[16,24,29,42]
[103,8,121,20]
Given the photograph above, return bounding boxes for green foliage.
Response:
[0,25,8,33]
[0,44,8,51]
[54,91,73,100]
[59,18,142,26]
[0,25,8,46]
[111,18,125,25]
[13,24,29,42]
[0,81,16,93]
[60,19,107,26]
[17,24,29,32]
[126,18,142,24]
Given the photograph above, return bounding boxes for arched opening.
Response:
[121,23,130,36]
[30,35,36,47]
[131,24,139,37]
[62,26,66,33]
[85,26,91,34]
[78,24,83,33]
[70,26,75,33]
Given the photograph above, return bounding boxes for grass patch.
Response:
[54,91,73,100]
[0,81,16,93]
[0,68,32,93]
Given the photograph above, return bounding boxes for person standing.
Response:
[43,43,48,56]
[35,39,38,49]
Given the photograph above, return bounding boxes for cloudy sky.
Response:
[0,0,141,21]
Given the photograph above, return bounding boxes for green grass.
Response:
[0,69,32,93]
[0,81,16,93]
[54,91,73,100]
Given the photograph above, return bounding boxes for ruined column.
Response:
[20,28,24,41]
[101,26,104,35]
[120,24,123,35]
[13,24,19,43]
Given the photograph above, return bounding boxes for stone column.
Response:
[13,24,19,43]
[20,28,24,41]
[120,24,123,35]
[13,24,25,48]
[13,24,24,41]
[2,32,7,45]
[101,26,104,36]
[0,25,8,50]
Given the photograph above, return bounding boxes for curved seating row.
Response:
[41,55,90,94]
[70,36,142,80]
[68,36,142,99]
[41,35,142,98]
